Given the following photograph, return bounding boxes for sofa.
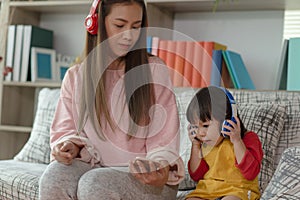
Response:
[0,87,300,200]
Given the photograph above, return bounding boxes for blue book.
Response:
[210,50,222,86]
[287,38,300,91]
[222,50,255,90]
[147,36,152,53]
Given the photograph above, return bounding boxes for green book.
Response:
[287,38,300,91]
[222,50,238,88]
[276,39,289,90]
[21,25,54,82]
[222,50,255,90]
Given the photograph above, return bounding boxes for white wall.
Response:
[38,11,285,90]
[40,13,87,58]
[173,11,284,90]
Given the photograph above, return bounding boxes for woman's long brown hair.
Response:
[78,0,154,140]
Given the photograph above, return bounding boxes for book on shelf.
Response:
[220,58,235,89]
[275,39,289,90]
[173,41,186,87]
[4,25,16,82]
[222,50,237,88]
[20,25,53,82]
[12,24,24,82]
[157,39,168,63]
[151,36,160,56]
[191,41,204,88]
[146,36,152,54]
[201,41,227,87]
[287,37,300,91]
[222,50,255,90]
[182,41,194,87]
[166,40,177,85]
[210,49,223,87]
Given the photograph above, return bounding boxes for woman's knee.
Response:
[39,160,91,199]
[77,168,123,200]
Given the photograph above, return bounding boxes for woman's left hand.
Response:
[221,116,242,144]
[129,158,169,187]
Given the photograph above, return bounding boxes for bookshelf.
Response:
[0,0,298,159]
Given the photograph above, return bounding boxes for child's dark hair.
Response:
[186,86,247,138]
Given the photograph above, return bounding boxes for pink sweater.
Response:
[50,56,184,185]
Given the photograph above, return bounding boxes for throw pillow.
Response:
[14,88,60,164]
[174,88,198,190]
[261,146,300,200]
[238,103,286,193]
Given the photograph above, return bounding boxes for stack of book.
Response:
[276,38,300,91]
[4,24,54,82]
[147,36,255,89]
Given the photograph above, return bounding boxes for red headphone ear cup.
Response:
[85,13,98,35]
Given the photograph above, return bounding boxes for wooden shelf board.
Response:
[149,0,300,12]
[9,1,91,13]
[3,81,61,88]
[3,0,300,13]
[0,125,32,133]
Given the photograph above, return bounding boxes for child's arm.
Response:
[222,116,246,163]
[235,131,263,180]
[189,140,203,173]
[187,141,209,181]
[222,117,263,180]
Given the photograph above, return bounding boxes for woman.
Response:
[39,0,184,199]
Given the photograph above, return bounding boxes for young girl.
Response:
[185,86,263,200]
[39,0,184,199]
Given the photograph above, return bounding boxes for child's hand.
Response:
[221,116,242,144]
[187,124,199,142]
[51,141,80,165]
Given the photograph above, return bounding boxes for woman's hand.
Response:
[51,141,80,165]
[129,158,169,187]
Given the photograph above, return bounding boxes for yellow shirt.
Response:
[186,140,260,200]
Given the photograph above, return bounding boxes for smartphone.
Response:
[133,157,159,173]
[189,124,198,136]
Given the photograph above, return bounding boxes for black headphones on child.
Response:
[219,87,237,138]
[85,0,101,35]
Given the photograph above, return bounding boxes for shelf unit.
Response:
[5,0,300,13]
[0,0,298,158]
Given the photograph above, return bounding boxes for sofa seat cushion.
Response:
[0,160,47,200]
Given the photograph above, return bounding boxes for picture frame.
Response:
[31,47,57,82]
[57,63,69,81]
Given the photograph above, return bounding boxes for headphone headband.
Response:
[89,0,101,16]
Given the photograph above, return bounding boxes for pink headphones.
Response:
[85,0,101,35]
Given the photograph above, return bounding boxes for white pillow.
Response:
[238,103,286,192]
[14,88,60,164]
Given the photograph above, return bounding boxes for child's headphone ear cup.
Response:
[219,87,237,138]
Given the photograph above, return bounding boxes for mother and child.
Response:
[37,0,263,199]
